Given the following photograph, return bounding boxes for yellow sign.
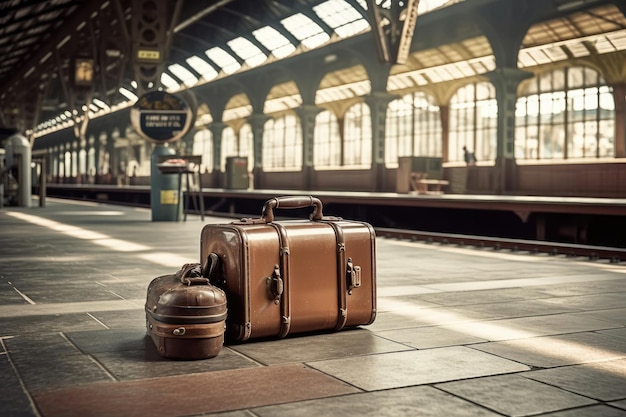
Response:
[160,190,178,205]
[138,50,161,60]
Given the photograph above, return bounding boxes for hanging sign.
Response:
[130,91,194,143]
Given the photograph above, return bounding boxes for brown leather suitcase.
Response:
[145,263,227,359]
[200,196,376,342]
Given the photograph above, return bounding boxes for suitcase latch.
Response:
[267,265,284,304]
[346,257,361,294]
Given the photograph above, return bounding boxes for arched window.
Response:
[64,149,72,178]
[220,126,238,171]
[263,113,302,171]
[314,110,341,168]
[221,125,254,171]
[343,102,371,168]
[386,92,442,168]
[516,66,614,160]
[87,136,96,177]
[192,129,213,173]
[87,147,96,177]
[449,82,497,163]
[78,149,87,176]
[239,123,254,171]
[98,132,109,175]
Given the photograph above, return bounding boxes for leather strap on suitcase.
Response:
[269,222,292,338]
[319,220,348,331]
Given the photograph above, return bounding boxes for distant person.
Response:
[463,146,476,166]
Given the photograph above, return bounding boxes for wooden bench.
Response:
[409,172,449,195]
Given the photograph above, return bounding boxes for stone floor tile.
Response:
[0,299,144,319]
[472,332,626,368]
[10,352,114,391]
[65,329,148,354]
[599,328,626,341]
[92,345,260,380]
[0,313,107,337]
[247,386,501,417]
[196,411,253,417]
[375,326,486,349]
[377,285,440,298]
[0,356,38,417]
[540,293,626,310]
[448,299,580,320]
[4,333,80,358]
[611,400,626,411]
[408,288,551,307]
[575,308,626,326]
[369,301,493,331]
[531,280,626,297]
[32,364,360,417]
[88,309,147,329]
[436,374,596,417]
[365,311,424,332]
[306,346,529,391]
[230,328,410,365]
[376,295,440,311]
[522,359,626,401]
[0,287,29,305]
[443,313,619,342]
[536,405,626,417]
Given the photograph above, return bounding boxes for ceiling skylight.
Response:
[186,56,218,81]
[205,47,241,74]
[168,63,198,87]
[281,13,330,49]
[227,37,267,68]
[160,72,180,90]
[252,26,296,59]
[313,0,369,38]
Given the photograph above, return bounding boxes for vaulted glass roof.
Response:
[162,0,466,91]
[13,0,624,135]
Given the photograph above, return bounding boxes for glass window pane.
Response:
[313,0,368,38]
[263,114,302,171]
[281,13,330,49]
[252,26,296,59]
[343,103,371,168]
[193,129,213,173]
[205,47,241,74]
[314,110,341,168]
[168,63,198,87]
[186,56,218,80]
[227,37,267,67]
[160,73,180,90]
[517,66,614,160]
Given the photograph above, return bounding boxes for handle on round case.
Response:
[261,196,323,223]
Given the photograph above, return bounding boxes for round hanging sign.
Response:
[130,91,194,143]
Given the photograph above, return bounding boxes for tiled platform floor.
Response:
[1,198,625,417]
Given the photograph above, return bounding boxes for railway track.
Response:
[375,227,626,263]
[42,189,626,263]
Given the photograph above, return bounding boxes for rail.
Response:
[375,227,626,263]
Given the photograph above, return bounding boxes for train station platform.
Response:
[1,199,625,417]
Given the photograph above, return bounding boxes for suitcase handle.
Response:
[176,263,210,286]
[261,196,323,223]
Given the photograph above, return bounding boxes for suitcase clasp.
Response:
[266,265,284,304]
[347,257,361,294]
[173,327,186,336]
